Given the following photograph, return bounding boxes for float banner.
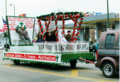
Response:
[4,52,61,63]
[7,16,35,45]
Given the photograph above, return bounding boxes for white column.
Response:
[80,28,84,42]
[85,27,89,42]
[115,21,119,30]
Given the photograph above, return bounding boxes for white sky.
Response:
[0,0,120,27]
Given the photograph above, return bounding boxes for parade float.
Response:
[3,11,96,68]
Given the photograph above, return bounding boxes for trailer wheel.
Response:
[13,60,20,65]
[70,59,77,68]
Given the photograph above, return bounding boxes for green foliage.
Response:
[50,12,55,16]
[56,12,63,15]
[37,11,84,20]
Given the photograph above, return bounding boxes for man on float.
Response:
[65,30,72,42]
[16,25,32,45]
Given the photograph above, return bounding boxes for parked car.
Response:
[95,30,119,78]
[0,43,4,49]
[0,32,10,50]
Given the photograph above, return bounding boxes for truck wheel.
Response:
[13,60,20,65]
[102,62,116,78]
[70,60,77,68]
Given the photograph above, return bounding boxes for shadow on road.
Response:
[11,62,91,71]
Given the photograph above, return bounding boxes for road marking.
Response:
[5,64,12,67]
[71,70,78,76]
[78,70,101,73]
[0,65,116,82]
[0,62,8,64]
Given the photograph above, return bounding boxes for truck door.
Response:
[115,33,120,55]
[115,33,120,65]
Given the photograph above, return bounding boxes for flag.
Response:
[2,17,8,31]
[58,34,68,43]
[19,14,26,17]
[0,29,4,32]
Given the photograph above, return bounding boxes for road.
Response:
[0,50,119,82]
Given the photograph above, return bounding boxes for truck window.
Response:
[118,34,120,47]
[105,34,115,49]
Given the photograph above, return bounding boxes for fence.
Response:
[9,42,89,53]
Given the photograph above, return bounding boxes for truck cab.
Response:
[95,30,119,78]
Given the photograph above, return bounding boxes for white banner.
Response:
[7,17,35,45]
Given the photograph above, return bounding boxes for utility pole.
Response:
[5,0,8,51]
[10,4,15,16]
[5,0,7,17]
[107,0,110,28]
[14,4,15,16]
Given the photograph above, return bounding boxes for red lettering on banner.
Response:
[10,26,14,28]
[9,19,16,21]
[26,20,33,22]
[25,22,33,25]
[10,27,15,31]
[9,24,16,26]
[8,17,34,30]
[8,17,11,20]
[17,20,25,22]
[28,26,33,28]
[11,22,15,23]
[30,25,33,27]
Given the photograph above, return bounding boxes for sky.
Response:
[0,0,120,27]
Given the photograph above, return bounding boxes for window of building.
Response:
[105,34,115,49]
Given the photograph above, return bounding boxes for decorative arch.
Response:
[37,11,84,41]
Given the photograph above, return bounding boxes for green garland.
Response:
[37,11,84,20]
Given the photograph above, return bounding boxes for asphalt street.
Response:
[0,50,119,82]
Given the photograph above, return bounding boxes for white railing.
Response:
[9,42,89,53]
